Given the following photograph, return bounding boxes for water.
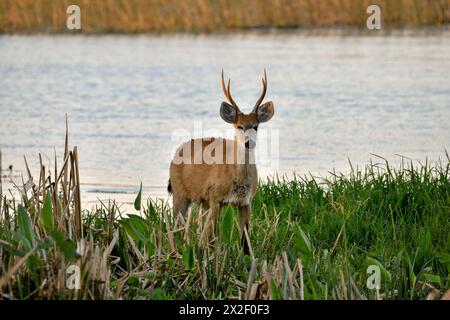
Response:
[1,31,449,210]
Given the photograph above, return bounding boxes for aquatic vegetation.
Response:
[1,0,449,34]
[0,127,448,299]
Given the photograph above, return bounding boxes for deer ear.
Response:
[256,101,274,123]
[220,101,238,124]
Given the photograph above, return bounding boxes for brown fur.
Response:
[169,136,257,239]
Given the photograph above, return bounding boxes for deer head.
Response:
[219,69,275,149]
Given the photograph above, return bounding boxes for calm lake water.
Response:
[1,31,449,210]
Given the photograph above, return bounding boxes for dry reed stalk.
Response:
[244,258,258,300]
[282,251,296,299]
[249,283,259,300]
[126,232,145,263]
[243,226,254,260]
[72,147,82,240]
[196,207,210,223]
[23,155,37,204]
[98,230,120,298]
[331,222,345,254]
[199,208,213,246]
[0,116,93,298]
[62,114,69,210]
[37,153,45,221]
[339,270,348,300]
[296,258,304,300]
[163,207,176,253]
[174,211,185,230]
[259,259,270,300]
[52,149,58,217]
[349,275,367,300]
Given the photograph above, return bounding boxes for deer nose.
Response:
[245,139,256,149]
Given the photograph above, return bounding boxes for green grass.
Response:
[0,151,449,300]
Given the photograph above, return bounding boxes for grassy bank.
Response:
[0,131,449,300]
[0,0,449,34]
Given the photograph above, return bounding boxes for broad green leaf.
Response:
[422,273,442,286]
[134,182,142,211]
[119,220,147,243]
[294,225,312,256]
[17,205,36,250]
[366,257,391,280]
[437,252,450,273]
[182,245,195,270]
[127,214,147,223]
[127,214,149,235]
[221,206,234,244]
[49,229,80,260]
[41,191,53,231]
[60,239,79,260]
[12,231,32,250]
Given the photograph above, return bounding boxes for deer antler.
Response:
[252,69,267,113]
[221,69,239,108]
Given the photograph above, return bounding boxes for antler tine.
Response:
[253,69,267,112]
[221,69,227,98]
[221,69,238,107]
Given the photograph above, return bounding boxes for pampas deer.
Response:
[168,70,275,252]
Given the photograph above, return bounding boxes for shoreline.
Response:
[1,25,450,37]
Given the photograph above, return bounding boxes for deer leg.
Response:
[173,195,190,223]
[200,200,210,212]
[238,205,251,255]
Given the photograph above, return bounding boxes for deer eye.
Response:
[253,126,258,131]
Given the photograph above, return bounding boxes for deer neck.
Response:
[233,138,255,184]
